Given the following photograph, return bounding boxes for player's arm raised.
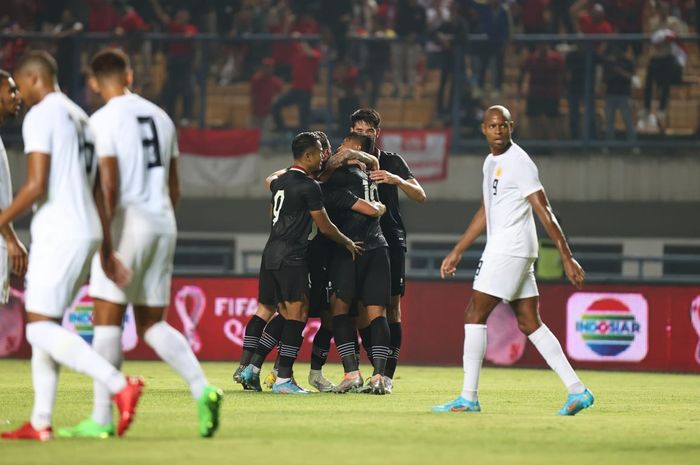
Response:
[265,168,288,189]
[369,156,426,203]
[527,189,585,289]
[318,148,379,182]
[440,199,486,279]
[309,209,363,260]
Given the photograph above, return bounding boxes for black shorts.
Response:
[526,97,559,118]
[388,244,406,297]
[258,262,310,306]
[329,246,391,308]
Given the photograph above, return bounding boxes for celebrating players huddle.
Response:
[1,44,595,443]
[234,109,426,395]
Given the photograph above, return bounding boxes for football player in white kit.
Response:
[432,106,594,416]
[0,70,29,300]
[57,49,223,439]
[0,51,143,441]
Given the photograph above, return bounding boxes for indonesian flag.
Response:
[377,129,450,182]
[177,128,260,195]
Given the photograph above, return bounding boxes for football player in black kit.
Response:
[350,109,426,393]
[323,132,393,395]
[233,132,378,392]
[238,132,362,394]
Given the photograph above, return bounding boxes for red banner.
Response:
[377,129,450,182]
[3,278,699,373]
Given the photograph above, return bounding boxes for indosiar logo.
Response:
[567,293,648,362]
[576,298,641,356]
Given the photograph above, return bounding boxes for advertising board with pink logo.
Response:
[2,277,698,373]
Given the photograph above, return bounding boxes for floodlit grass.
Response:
[0,360,698,465]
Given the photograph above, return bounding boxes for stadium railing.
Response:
[1,31,699,153]
[223,248,700,283]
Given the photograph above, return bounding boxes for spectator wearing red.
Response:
[577,4,613,34]
[519,43,566,139]
[116,5,149,34]
[251,58,284,130]
[518,0,551,34]
[272,40,322,132]
[87,0,118,32]
[151,0,199,125]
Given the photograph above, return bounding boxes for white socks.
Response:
[528,324,585,394]
[92,326,123,425]
[144,322,208,399]
[30,348,58,430]
[26,321,127,430]
[461,324,487,402]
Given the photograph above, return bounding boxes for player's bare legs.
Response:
[510,297,590,411]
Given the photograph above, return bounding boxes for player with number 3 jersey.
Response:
[57,49,223,439]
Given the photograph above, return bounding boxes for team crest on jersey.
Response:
[495,166,503,177]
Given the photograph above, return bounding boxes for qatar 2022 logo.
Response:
[567,293,648,362]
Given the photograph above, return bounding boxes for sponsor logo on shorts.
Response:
[566,292,648,362]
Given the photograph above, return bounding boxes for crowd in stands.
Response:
[0,0,698,142]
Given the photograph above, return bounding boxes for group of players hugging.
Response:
[233,108,426,395]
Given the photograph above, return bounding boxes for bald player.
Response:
[0,51,142,442]
[432,105,594,415]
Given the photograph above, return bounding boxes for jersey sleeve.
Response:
[322,185,358,211]
[90,113,117,158]
[393,154,415,180]
[22,106,52,155]
[516,156,544,198]
[302,179,325,211]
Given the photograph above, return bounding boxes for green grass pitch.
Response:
[0,360,698,465]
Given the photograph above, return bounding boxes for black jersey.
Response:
[262,168,324,270]
[323,165,388,252]
[376,150,415,249]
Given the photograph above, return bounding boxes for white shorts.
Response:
[25,238,100,318]
[472,252,539,302]
[0,244,9,304]
[89,208,176,307]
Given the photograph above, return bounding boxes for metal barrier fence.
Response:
[218,248,700,283]
[1,32,699,152]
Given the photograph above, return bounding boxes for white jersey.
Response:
[90,93,178,234]
[482,142,543,258]
[0,136,12,248]
[22,92,101,241]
